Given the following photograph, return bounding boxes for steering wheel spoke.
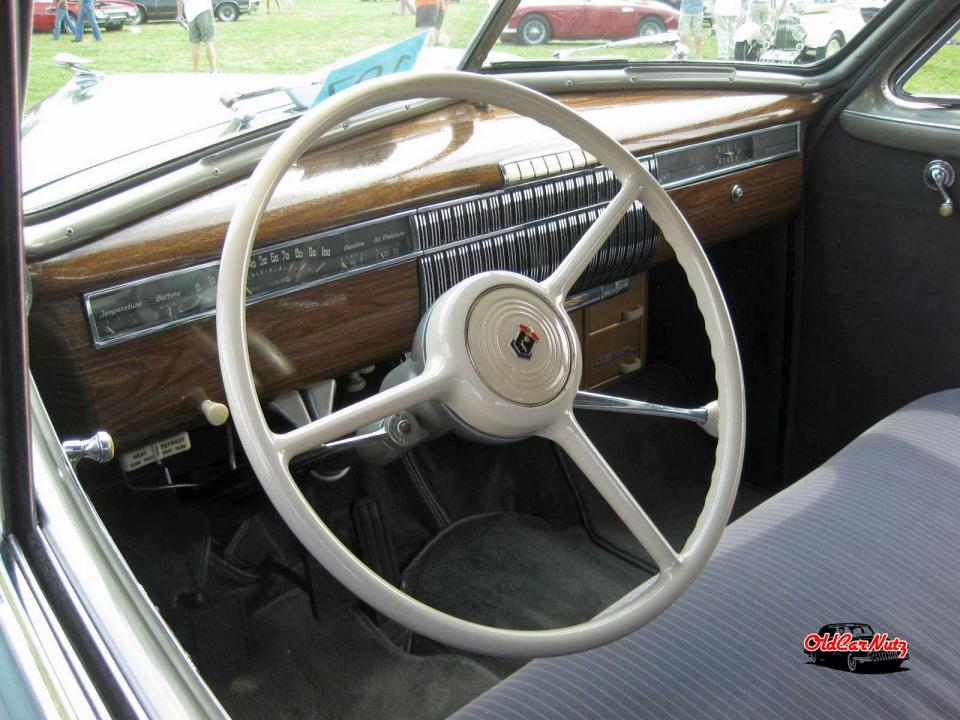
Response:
[540,181,642,302]
[541,413,680,571]
[574,392,719,437]
[275,366,446,460]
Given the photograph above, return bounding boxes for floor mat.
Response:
[403,513,650,632]
[571,364,771,566]
[209,592,498,720]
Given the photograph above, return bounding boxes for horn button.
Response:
[465,286,573,407]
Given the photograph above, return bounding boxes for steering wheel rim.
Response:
[217,71,745,658]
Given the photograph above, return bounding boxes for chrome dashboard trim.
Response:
[80,122,800,349]
[655,122,801,189]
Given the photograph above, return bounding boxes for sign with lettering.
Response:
[311,31,430,106]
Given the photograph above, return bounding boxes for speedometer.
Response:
[85,213,416,347]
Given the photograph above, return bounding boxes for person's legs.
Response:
[53,7,64,38]
[73,4,85,39]
[714,15,734,60]
[204,41,217,72]
[86,1,102,40]
[191,42,200,71]
[692,12,703,58]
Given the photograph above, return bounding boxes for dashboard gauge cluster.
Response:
[85,214,415,347]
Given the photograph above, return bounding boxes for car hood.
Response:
[21,46,513,209]
[21,72,299,198]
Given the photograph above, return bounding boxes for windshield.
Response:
[486,0,894,65]
[22,0,503,207]
[22,0,901,211]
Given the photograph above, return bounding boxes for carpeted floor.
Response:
[403,513,650,632]
[569,364,770,566]
[209,592,499,720]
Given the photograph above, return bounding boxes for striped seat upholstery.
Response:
[452,390,960,720]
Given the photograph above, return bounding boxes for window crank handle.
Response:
[925,160,955,219]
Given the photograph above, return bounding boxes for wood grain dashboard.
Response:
[28,89,822,449]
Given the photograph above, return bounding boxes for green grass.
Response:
[26,3,960,109]
[26,0,491,108]
[904,41,960,98]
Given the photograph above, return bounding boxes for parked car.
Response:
[128,0,252,24]
[501,0,679,46]
[806,623,909,672]
[735,0,867,62]
[32,0,135,32]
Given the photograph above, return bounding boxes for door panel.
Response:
[788,121,960,479]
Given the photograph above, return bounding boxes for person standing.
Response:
[177,0,217,72]
[72,0,102,42]
[678,0,704,60]
[713,0,742,60]
[52,0,76,40]
[414,0,448,46]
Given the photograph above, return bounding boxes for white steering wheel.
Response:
[217,71,745,658]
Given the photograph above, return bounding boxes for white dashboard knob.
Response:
[200,399,230,426]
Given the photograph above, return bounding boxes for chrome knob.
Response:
[62,431,115,466]
[924,160,955,219]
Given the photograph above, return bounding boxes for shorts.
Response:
[188,9,214,43]
[678,12,703,37]
[415,4,438,29]
[414,5,440,28]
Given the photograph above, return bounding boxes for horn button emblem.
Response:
[465,286,573,407]
[510,324,540,360]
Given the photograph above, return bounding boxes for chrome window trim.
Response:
[892,14,960,105]
[80,122,799,349]
[839,4,960,157]
[30,379,228,720]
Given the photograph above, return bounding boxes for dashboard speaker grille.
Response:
[417,160,660,309]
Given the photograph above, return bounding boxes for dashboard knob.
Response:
[62,431,114,466]
[200,399,230,426]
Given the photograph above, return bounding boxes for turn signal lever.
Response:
[925,160,955,218]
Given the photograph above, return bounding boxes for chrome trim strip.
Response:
[4,539,109,719]
[0,537,89,720]
[655,122,801,189]
[31,379,229,719]
[842,107,960,133]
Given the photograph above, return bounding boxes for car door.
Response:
[787,12,960,478]
[584,0,637,38]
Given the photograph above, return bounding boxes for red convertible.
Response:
[502,0,679,46]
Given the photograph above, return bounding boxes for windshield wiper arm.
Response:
[220,81,321,112]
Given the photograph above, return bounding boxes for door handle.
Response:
[924,160,955,218]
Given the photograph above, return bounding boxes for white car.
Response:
[735,0,869,63]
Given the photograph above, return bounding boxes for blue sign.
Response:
[311,32,430,106]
